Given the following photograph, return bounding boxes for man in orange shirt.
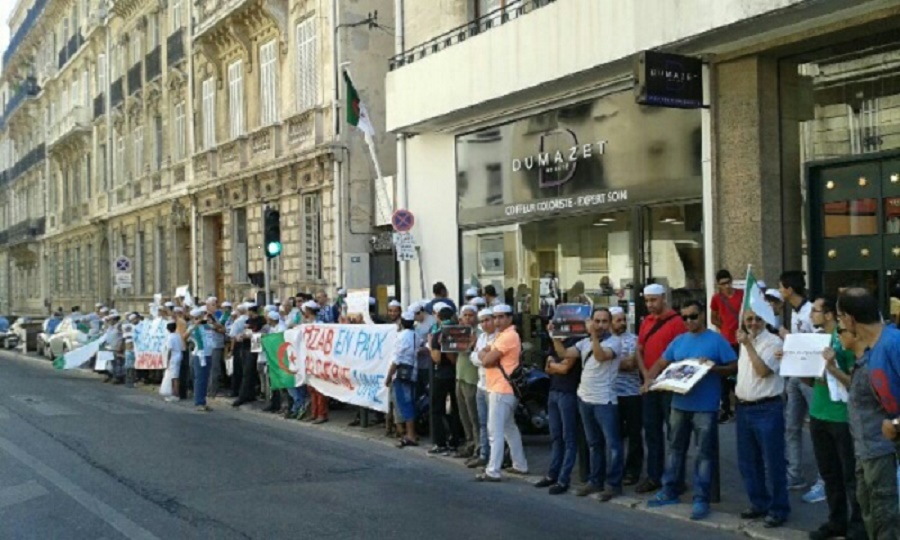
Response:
[475,304,528,482]
[636,284,688,494]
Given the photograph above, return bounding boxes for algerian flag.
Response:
[344,70,375,137]
[262,329,303,390]
[742,266,778,328]
[53,334,107,370]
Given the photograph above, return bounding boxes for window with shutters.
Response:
[133,125,143,177]
[228,60,244,138]
[302,193,322,280]
[295,18,317,112]
[259,40,278,126]
[171,0,182,31]
[99,144,107,190]
[202,78,216,149]
[131,33,142,64]
[97,54,106,94]
[154,115,163,170]
[173,101,185,160]
[148,13,159,48]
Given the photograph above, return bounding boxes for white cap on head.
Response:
[432,302,451,314]
[174,306,184,313]
[189,308,204,318]
[222,301,233,308]
[401,311,416,322]
[410,301,424,313]
[95,303,103,308]
[206,296,217,304]
[267,310,281,321]
[109,309,119,317]
[128,313,139,321]
[643,284,666,296]
[99,307,109,314]
[478,308,494,320]
[757,280,767,289]
[465,287,478,298]
[388,300,402,308]
[764,289,783,302]
[337,288,347,296]
[470,297,486,307]
[164,301,175,308]
[609,306,625,316]
[460,305,477,315]
[492,304,513,315]
[302,300,320,311]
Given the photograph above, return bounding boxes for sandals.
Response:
[397,437,419,448]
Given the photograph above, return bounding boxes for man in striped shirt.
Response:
[611,306,642,486]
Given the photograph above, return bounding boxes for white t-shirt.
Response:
[168,332,184,357]
[790,301,815,334]
[735,330,784,402]
[471,330,495,391]
[576,334,623,405]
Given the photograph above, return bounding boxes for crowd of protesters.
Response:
[46,272,900,539]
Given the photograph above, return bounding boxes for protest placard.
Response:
[779,333,830,378]
[440,325,474,353]
[650,358,712,394]
[292,323,397,412]
[551,304,593,338]
[133,318,169,370]
[345,288,374,324]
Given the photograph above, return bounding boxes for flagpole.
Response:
[740,264,751,328]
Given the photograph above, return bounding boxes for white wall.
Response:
[405,133,458,302]
[387,0,821,131]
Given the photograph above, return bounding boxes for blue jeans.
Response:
[663,408,717,503]
[287,385,308,414]
[643,391,672,483]
[547,391,579,487]
[736,399,790,520]
[785,376,814,486]
[476,388,490,461]
[578,399,624,489]
[192,355,212,406]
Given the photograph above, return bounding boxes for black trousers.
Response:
[619,394,644,479]
[431,376,463,448]
[810,417,864,536]
[231,342,247,397]
[238,347,258,402]
[178,350,190,400]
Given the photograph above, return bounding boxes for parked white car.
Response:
[46,318,90,358]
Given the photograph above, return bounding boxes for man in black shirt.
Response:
[427,302,464,455]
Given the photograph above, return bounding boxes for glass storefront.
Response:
[456,89,704,356]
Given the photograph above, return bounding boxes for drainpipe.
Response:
[394,0,408,304]
[331,0,344,290]
[701,62,715,318]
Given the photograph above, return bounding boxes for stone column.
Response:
[713,55,807,284]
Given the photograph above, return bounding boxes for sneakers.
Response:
[802,480,826,504]
[598,488,621,502]
[647,490,680,508]
[195,405,211,412]
[634,478,662,494]
[164,396,180,403]
[427,445,451,456]
[576,483,602,497]
[534,478,555,488]
[475,473,501,483]
[466,457,487,469]
[690,501,711,520]
[548,484,569,495]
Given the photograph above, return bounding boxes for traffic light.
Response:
[263,208,282,259]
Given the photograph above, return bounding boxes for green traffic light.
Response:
[266,241,282,257]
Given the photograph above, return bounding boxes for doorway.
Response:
[202,215,225,301]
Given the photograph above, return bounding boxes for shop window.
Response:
[478,234,505,275]
[885,198,900,234]
[485,164,502,206]
[823,199,878,238]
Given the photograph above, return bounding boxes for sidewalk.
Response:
[199,392,821,540]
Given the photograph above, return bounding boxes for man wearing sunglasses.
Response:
[733,309,789,529]
[646,300,737,521]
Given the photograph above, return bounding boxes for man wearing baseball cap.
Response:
[635,283,687,494]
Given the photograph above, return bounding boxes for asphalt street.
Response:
[0,351,742,540]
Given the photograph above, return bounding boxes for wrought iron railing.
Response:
[388,0,555,71]
[167,28,185,66]
[0,144,46,188]
[0,77,40,128]
[128,63,142,95]
[145,46,162,81]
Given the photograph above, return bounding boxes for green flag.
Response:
[262,332,298,390]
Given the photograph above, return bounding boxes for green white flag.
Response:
[742,266,778,328]
[53,335,107,370]
[262,332,300,390]
[344,70,375,137]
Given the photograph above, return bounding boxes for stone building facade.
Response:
[0,0,395,316]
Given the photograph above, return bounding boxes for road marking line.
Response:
[10,395,79,417]
[0,436,160,540]
[0,480,49,509]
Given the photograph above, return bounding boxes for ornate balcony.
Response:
[93,94,106,119]
[0,77,40,129]
[6,218,46,246]
[0,144,46,188]
[48,106,91,149]
[145,46,162,82]
[3,0,48,67]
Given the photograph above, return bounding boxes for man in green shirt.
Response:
[455,305,481,459]
[808,296,864,540]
